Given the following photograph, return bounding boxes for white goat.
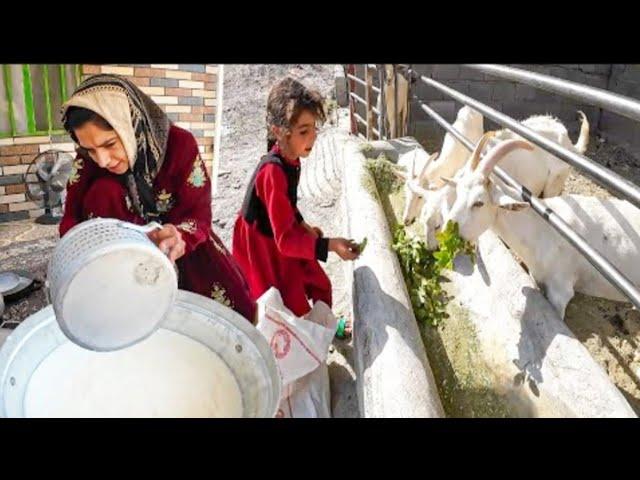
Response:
[396,147,438,180]
[407,174,458,249]
[444,134,640,319]
[484,111,590,198]
[395,150,440,223]
[382,65,409,138]
[405,111,591,246]
[423,106,485,190]
[399,106,484,225]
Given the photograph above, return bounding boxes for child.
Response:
[232,77,359,338]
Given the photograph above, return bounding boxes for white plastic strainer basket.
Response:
[48,218,177,352]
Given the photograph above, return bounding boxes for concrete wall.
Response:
[347,64,640,161]
[406,64,611,148]
[599,64,640,157]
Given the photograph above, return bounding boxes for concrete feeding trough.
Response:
[322,126,635,417]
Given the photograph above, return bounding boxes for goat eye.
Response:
[472,201,484,208]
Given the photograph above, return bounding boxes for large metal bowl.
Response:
[0,290,281,418]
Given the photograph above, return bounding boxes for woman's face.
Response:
[74,121,129,175]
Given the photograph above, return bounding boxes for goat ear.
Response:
[409,155,417,178]
[440,176,457,188]
[492,189,529,211]
[406,179,428,198]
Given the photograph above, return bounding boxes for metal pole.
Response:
[353,112,367,126]
[412,94,640,311]
[346,65,357,135]
[416,72,640,210]
[377,66,384,140]
[349,91,367,106]
[405,63,413,137]
[347,73,367,88]
[351,90,381,115]
[463,64,640,124]
[393,65,398,138]
[365,65,374,140]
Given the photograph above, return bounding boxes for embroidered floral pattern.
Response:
[187,156,207,188]
[68,157,84,186]
[211,284,234,308]
[176,219,198,234]
[209,233,227,254]
[155,189,174,214]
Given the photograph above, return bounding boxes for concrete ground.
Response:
[0,220,57,329]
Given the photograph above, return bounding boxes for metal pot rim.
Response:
[0,290,281,418]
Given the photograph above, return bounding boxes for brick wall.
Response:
[0,64,219,223]
[85,64,219,173]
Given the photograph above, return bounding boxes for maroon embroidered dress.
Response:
[232,144,332,317]
[60,125,256,322]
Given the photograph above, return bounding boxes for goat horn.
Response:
[417,151,438,179]
[479,139,534,176]
[440,176,457,187]
[469,131,498,171]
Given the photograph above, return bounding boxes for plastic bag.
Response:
[256,288,337,418]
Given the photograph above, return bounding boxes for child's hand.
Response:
[312,226,324,238]
[329,238,360,261]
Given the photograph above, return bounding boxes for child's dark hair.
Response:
[63,106,114,143]
[266,77,326,151]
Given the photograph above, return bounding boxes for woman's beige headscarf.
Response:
[62,74,171,220]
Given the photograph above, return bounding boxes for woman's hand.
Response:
[147,223,186,263]
[328,238,360,261]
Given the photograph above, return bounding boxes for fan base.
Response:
[35,213,62,225]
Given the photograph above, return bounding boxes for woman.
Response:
[59,74,256,322]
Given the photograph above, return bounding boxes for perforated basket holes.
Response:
[48,219,150,298]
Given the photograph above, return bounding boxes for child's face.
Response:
[276,110,318,159]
